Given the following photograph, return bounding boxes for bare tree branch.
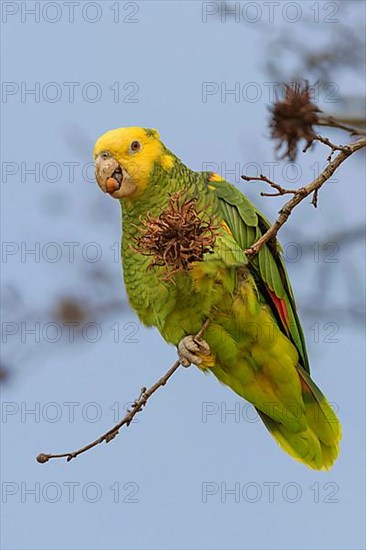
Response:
[242,174,299,197]
[317,115,366,136]
[243,137,366,258]
[36,319,210,464]
[309,134,352,161]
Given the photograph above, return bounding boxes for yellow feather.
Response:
[221,220,233,236]
[161,154,174,171]
[208,172,224,182]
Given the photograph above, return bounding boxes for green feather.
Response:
[207,176,310,372]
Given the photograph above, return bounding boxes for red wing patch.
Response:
[297,367,313,394]
[299,376,311,392]
[267,287,290,331]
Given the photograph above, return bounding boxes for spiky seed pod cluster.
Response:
[132,192,218,280]
[270,82,320,161]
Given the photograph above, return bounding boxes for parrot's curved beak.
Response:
[94,153,137,199]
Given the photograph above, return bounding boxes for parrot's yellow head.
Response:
[94,127,174,199]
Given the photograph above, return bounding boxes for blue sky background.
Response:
[1,1,365,549]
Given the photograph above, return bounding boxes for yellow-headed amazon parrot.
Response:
[94,127,341,470]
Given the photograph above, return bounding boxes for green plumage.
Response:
[119,155,341,470]
[94,127,341,470]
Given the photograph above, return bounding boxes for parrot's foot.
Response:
[178,335,211,367]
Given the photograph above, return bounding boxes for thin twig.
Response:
[311,188,319,208]
[242,174,299,197]
[37,319,211,464]
[308,134,352,161]
[242,137,366,258]
[317,115,366,137]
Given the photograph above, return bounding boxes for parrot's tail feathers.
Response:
[256,368,341,470]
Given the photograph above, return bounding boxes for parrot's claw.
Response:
[178,335,211,367]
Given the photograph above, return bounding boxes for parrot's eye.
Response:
[129,141,141,153]
[100,151,110,159]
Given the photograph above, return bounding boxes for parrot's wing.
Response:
[207,174,310,373]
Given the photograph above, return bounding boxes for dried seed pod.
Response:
[132,192,219,280]
[270,82,320,161]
